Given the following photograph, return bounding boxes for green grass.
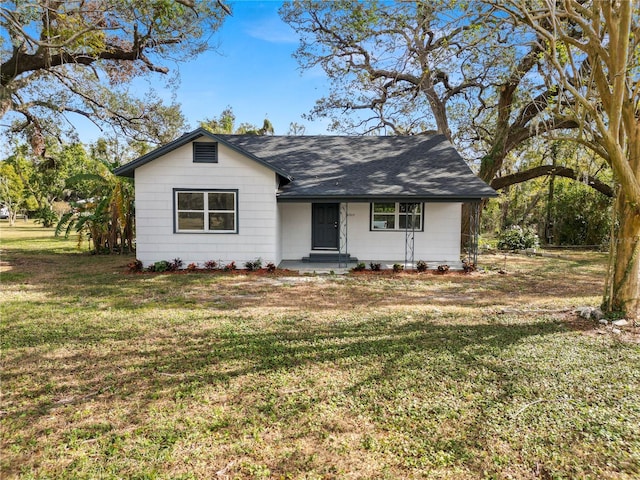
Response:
[1,222,639,479]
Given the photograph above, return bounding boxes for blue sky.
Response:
[76,1,330,142]
[148,0,331,137]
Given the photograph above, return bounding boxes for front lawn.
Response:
[1,222,638,479]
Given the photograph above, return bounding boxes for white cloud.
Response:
[244,16,298,44]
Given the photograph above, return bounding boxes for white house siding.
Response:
[346,202,462,263]
[279,203,312,260]
[275,201,282,264]
[134,140,279,267]
[279,202,462,264]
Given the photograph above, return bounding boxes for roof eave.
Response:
[276,193,497,203]
[113,128,293,181]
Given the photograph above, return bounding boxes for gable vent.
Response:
[193,142,218,163]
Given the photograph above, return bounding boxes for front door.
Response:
[312,203,339,250]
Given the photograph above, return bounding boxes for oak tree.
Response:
[282,1,580,178]
[1,0,230,150]
[280,0,600,243]
[494,0,639,319]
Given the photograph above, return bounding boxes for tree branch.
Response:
[491,165,613,197]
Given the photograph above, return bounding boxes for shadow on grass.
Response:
[3,314,566,422]
[3,234,632,478]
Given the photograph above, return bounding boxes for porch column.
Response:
[467,201,481,266]
[338,202,349,267]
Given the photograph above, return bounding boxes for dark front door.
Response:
[312,203,339,250]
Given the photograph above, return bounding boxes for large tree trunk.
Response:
[604,114,640,321]
[603,191,640,321]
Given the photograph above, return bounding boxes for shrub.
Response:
[223,261,236,271]
[186,262,198,271]
[33,205,59,228]
[416,260,428,272]
[352,262,366,272]
[244,258,262,271]
[369,262,381,271]
[204,260,218,270]
[168,258,183,271]
[127,259,143,273]
[153,260,170,273]
[497,225,539,251]
[392,263,404,273]
[437,264,450,274]
[462,260,476,273]
[265,262,277,273]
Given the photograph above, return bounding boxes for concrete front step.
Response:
[301,253,358,263]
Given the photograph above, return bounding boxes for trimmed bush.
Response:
[153,260,170,272]
[462,260,476,273]
[352,262,366,272]
[416,260,428,272]
[169,258,183,271]
[127,259,143,273]
[244,258,262,271]
[204,260,218,270]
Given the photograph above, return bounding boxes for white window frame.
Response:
[371,202,423,231]
[174,189,238,233]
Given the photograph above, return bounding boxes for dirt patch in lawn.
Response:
[563,314,640,343]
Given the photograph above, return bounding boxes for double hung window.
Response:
[175,190,237,233]
[371,202,423,231]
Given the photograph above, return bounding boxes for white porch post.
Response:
[338,202,349,267]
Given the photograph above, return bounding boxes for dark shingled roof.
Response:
[115,128,496,201]
[217,134,496,201]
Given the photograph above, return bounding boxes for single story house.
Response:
[114,128,496,269]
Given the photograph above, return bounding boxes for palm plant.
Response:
[56,162,134,253]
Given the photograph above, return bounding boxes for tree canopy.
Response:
[280,0,583,192]
[1,0,231,151]
[200,107,275,135]
[282,0,639,318]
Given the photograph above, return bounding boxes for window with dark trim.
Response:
[174,189,237,233]
[193,142,218,163]
[371,202,423,231]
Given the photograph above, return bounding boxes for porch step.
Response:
[302,253,358,263]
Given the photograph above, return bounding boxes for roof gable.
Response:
[113,128,293,181]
